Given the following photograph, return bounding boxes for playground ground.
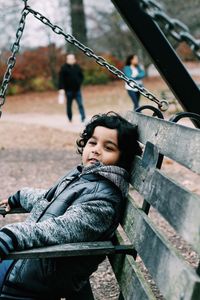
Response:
[0,71,200,299]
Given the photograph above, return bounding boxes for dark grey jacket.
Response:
[1,163,129,299]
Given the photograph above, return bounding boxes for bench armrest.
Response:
[4,241,134,260]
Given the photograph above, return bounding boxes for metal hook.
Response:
[135,105,164,119]
[158,100,169,111]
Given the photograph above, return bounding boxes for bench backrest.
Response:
[111,111,200,300]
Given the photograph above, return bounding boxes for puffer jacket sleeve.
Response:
[8,188,47,212]
[2,197,117,251]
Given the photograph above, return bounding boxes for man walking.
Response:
[58,54,86,122]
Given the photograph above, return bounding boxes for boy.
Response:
[0,112,142,299]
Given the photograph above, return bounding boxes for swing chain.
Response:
[0,8,29,116]
[26,6,168,111]
[22,0,28,7]
[140,0,200,59]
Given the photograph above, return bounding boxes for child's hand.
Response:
[0,199,11,212]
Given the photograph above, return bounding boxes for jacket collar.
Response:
[77,162,129,197]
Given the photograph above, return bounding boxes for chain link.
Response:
[140,0,200,59]
[26,6,168,111]
[0,8,29,116]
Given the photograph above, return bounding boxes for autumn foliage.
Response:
[0,45,65,94]
[0,44,124,95]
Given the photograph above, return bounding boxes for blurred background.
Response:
[0,0,199,101]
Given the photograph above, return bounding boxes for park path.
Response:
[2,111,195,131]
[2,112,91,133]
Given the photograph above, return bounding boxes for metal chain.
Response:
[0,8,29,116]
[140,0,200,59]
[26,6,168,111]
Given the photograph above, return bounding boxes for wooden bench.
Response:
[1,110,200,300]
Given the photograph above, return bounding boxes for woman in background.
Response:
[123,54,146,110]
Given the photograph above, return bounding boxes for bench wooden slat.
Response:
[110,254,156,300]
[110,228,156,300]
[122,196,200,300]
[126,112,200,174]
[130,156,200,254]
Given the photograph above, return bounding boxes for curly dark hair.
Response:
[76,112,142,173]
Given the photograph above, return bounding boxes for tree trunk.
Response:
[68,0,87,53]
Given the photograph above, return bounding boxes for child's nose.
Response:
[92,144,100,154]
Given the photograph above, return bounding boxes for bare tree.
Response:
[85,0,200,71]
[68,0,87,52]
[0,1,22,52]
[86,8,151,71]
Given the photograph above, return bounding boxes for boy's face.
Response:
[82,126,121,167]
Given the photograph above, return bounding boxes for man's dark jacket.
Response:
[58,63,84,92]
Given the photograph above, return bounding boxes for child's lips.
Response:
[88,158,99,164]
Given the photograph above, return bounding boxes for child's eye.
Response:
[88,140,96,145]
[105,146,114,151]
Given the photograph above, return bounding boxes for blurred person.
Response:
[58,54,86,122]
[123,54,146,110]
